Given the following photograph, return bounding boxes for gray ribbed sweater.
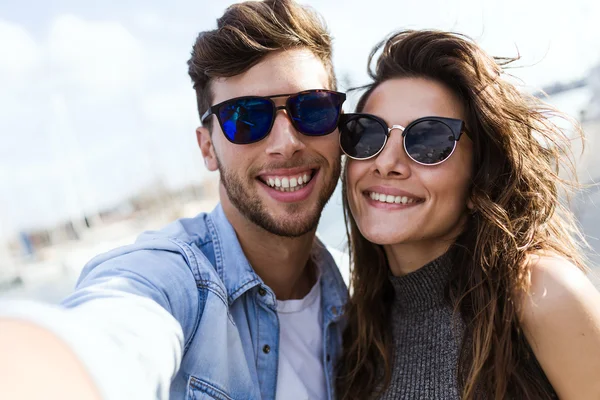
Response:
[374,254,557,400]
[377,253,464,400]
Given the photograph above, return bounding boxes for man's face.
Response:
[198,49,341,237]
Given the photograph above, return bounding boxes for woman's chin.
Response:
[360,228,407,246]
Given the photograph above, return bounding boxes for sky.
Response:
[0,0,599,238]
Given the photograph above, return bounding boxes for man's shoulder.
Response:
[313,236,349,285]
[324,246,350,287]
[79,210,223,286]
[313,239,349,309]
[136,211,214,248]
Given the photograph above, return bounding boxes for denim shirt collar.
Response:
[206,204,348,313]
[312,239,348,322]
[206,204,262,305]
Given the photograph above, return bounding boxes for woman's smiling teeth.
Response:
[368,191,419,205]
[263,172,313,192]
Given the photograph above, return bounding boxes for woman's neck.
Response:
[384,240,454,277]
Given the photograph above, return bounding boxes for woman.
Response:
[336,30,600,400]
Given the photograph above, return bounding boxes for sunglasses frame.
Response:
[201,89,346,145]
[339,113,466,166]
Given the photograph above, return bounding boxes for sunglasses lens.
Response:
[218,98,274,144]
[405,120,456,164]
[340,116,387,159]
[288,91,344,135]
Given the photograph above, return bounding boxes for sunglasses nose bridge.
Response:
[371,124,412,174]
[386,125,406,150]
[273,104,293,125]
[265,105,306,158]
[388,125,405,134]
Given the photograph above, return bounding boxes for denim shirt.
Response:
[56,204,348,400]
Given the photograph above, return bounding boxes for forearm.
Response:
[0,318,101,400]
[0,247,197,399]
[0,297,184,400]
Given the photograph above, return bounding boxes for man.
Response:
[0,1,348,399]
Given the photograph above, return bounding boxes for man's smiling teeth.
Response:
[265,172,313,192]
[369,192,417,205]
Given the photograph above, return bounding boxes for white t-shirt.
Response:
[275,277,326,400]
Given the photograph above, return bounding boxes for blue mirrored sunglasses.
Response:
[201,89,346,145]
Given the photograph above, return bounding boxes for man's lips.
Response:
[257,169,320,203]
[256,166,318,190]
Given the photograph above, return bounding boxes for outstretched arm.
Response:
[0,318,101,400]
[0,248,199,400]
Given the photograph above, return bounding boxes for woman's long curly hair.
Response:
[336,30,588,400]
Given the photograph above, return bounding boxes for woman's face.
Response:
[346,77,474,248]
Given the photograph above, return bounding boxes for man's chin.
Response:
[256,209,321,238]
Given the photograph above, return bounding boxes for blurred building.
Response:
[587,65,600,122]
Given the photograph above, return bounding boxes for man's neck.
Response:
[221,196,317,301]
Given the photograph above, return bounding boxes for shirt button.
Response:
[263,345,271,354]
[331,306,338,315]
[326,354,331,362]
[258,287,267,296]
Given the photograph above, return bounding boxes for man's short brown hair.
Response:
[187,0,337,129]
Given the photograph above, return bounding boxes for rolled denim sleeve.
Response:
[0,244,200,400]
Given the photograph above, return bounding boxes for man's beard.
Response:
[217,157,340,238]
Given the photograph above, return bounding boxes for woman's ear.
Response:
[197,127,218,171]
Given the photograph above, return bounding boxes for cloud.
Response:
[48,14,145,95]
[0,13,207,238]
[0,20,39,80]
[0,16,150,236]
